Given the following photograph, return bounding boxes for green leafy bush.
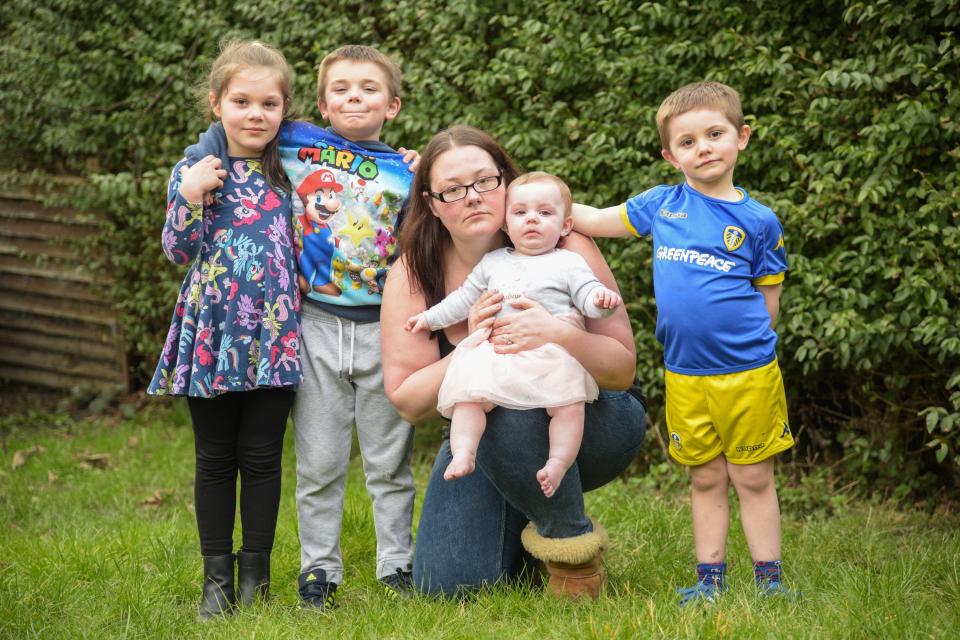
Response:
[2,0,957,493]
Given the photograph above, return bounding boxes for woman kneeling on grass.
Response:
[380,125,647,599]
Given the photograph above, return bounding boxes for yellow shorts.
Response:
[665,359,794,466]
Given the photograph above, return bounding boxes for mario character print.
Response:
[296,169,344,296]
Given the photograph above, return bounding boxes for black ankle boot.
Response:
[236,550,271,606]
[198,553,235,621]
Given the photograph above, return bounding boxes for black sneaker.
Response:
[299,569,338,611]
[379,568,415,598]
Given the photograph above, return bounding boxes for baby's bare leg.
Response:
[536,402,585,498]
[445,402,493,480]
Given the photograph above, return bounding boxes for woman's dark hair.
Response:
[399,125,520,309]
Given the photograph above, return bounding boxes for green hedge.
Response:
[3,0,958,493]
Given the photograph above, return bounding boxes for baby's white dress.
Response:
[423,248,611,418]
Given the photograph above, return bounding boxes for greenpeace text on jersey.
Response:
[656,246,736,272]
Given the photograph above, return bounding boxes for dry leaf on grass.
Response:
[12,446,44,470]
[77,453,111,470]
[141,490,164,508]
[47,470,58,485]
[127,436,138,448]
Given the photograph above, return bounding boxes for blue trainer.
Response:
[677,580,727,607]
[758,580,802,599]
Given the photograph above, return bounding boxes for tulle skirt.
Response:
[437,326,598,418]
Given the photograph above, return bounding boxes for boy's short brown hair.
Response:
[316,45,402,101]
[656,81,745,150]
[509,171,573,218]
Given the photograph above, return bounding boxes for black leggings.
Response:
[186,388,294,556]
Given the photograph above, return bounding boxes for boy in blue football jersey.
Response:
[572,81,798,604]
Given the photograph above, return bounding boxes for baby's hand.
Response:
[405,313,431,333]
[179,155,227,204]
[594,287,622,311]
[398,147,420,172]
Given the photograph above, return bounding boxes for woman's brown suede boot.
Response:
[520,519,609,600]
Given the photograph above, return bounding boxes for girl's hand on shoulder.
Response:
[179,155,227,204]
[490,296,568,354]
[468,290,503,333]
[398,147,420,172]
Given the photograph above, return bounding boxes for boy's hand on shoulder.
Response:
[595,287,623,311]
[398,147,420,172]
[179,155,227,204]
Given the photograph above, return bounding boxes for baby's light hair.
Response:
[202,40,294,194]
[508,171,573,219]
[316,45,402,101]
[656,81,744,150]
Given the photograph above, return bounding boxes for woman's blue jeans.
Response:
[413,388,646,596]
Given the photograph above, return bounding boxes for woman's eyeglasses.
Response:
[427,174,502,203]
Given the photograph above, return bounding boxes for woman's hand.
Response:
[489,296,570,354]
[468,289,503,333]
[178,155,226,203]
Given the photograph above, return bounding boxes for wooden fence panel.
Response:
[0,184,128,392]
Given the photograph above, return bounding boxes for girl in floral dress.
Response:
[147,40,300,620]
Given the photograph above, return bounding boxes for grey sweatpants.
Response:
[293,303,415,584]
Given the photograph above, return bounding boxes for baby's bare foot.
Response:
[536,459,568,498]
[444,452,476,480]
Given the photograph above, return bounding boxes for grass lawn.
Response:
[1,398,958,639]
